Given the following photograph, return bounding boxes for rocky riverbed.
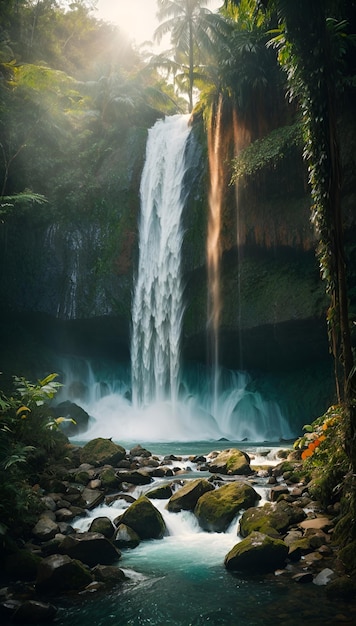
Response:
[1,437,356,624]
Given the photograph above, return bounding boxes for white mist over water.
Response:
[131,114,191,409]
[55,114,294,444]
[57,357,295,443]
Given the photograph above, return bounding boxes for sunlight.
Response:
[94,0,223,48]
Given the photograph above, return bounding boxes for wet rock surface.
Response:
[1,441,356,623]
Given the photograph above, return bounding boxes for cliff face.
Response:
[0,117,343,403]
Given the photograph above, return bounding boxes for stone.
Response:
[270,485,290,502]
[224,532,289,573]
[88,517,115,539]
[194,482,260,532]
[32,518,59,542]
[36,554,93,592]
[115,470,152,485]
[59,532,121,567]
[239,500,301,538]
[113,524,140,549]
[116,496,166,540]
[92,564,127,585]
[129,444,151,457]
[208,448,252,475]
[55,508,74,522]
[167,479,214,513]
[81,488,104,510]
[98,468,121,490]
[146,484,173,500]
[299,517,333,532]
[80,438,126,467]
[313,568,335,586]
[53,400,90,436]
[12,600,57,623]
[292,572,313,583]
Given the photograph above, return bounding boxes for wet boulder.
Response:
[208,449,253,475]
[239,500,306,538]
[88,517,116,539]
[113,524,140,549]
[146,483,173,500]
[80,438,126,466]
[194,482,260,532]
[98,467,122,490]
[53,401,90,437]
[167,479,214,513]
[59,532,121,567]
[92,564,127,586]
[32,518,60,542]
[36,554,93,592]
[12,600,57,623]
[115,470,152,485]
[224,531,289,573]
[116,496,166,540]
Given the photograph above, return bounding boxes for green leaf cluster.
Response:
[0,373,68,530]
[231,122,302,180]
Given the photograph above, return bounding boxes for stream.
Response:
[51,444,355,626]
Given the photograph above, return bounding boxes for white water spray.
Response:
[131,115,191,408]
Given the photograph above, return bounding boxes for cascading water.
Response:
[56,114,295,443]
[131,114,191,408]
[207,98,224,413]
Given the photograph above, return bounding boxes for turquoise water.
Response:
[51,444,356,626]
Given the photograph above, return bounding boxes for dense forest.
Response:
[1,0,356,617]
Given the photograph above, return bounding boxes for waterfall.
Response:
[131,114,192,408]
[206,98,227,411]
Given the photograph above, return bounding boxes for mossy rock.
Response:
[208,449,252,475]
[224,531,289,573]
[99,468,121,490]
[167,479,214,512]
[88,517,115,539]
[117,496,166,540]
[194,482,260,532]
[5,549,42,580]
[146,484,173,500]
[80,438,126,466]
[36,554,93,592]
[239,501,306,538]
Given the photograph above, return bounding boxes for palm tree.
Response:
[154,0,219,111]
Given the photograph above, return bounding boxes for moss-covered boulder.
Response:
[99,468,121,490]
[208,449,252,475]
[194,482,260,532]
[116,496,166,540]
[239,501,306,538]
[224,531,289,573]
[80,438,126,466]
[146,484,173,500]
[88,517,115,539]
[167,479,214,512]
[36,554,93,592]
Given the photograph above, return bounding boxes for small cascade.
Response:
[131,114,192,408]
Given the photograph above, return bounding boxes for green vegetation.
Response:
[0,373,72,530]
[0,0,356,561]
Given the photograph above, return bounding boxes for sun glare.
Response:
[94,0,223,48]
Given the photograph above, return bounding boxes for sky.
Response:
[94,0,224,48]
